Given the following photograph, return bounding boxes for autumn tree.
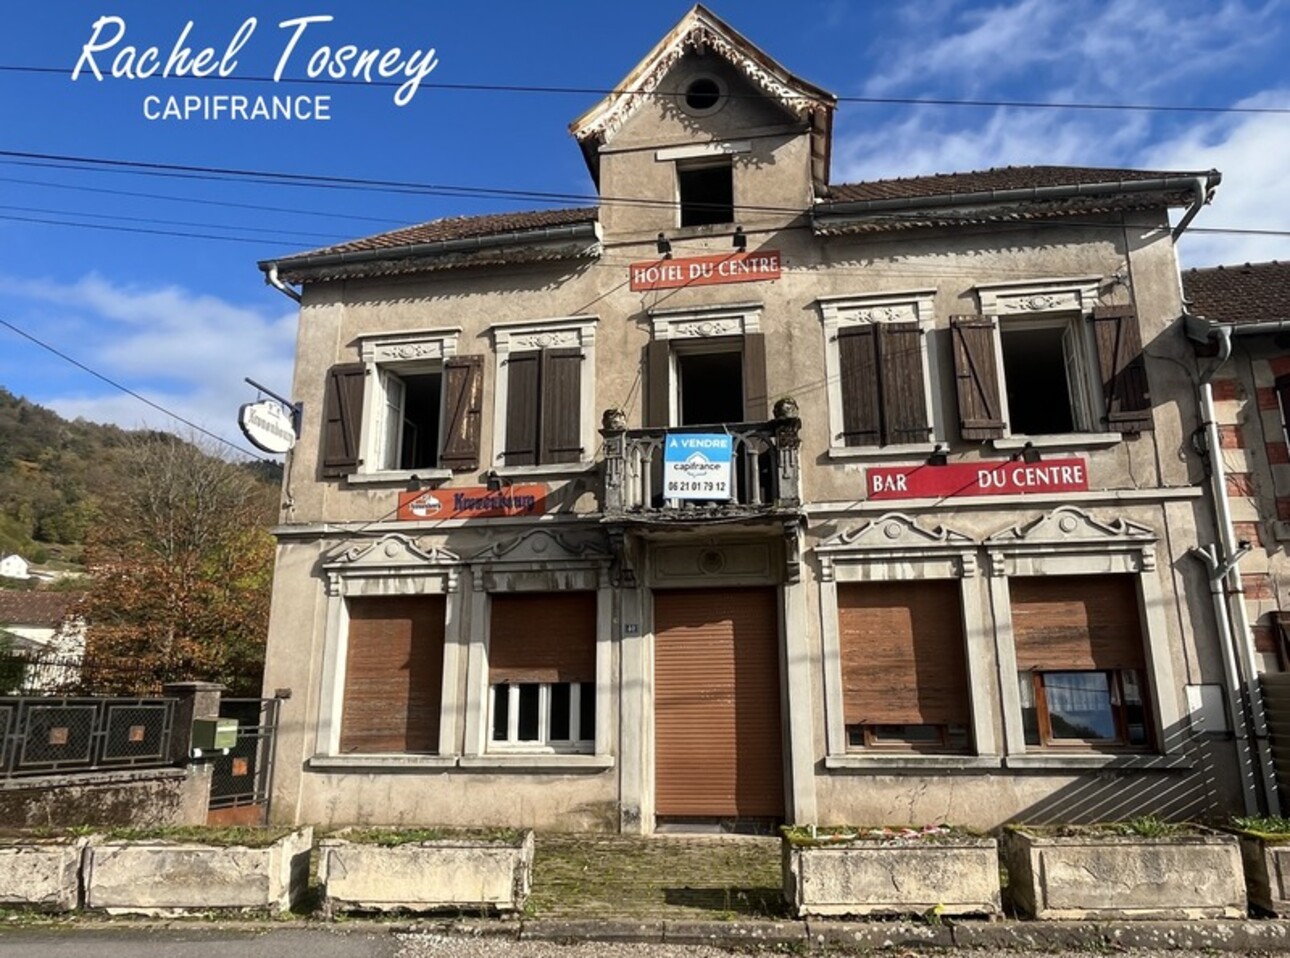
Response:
[83,433,279,695]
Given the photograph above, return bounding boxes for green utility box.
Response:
[191,717,238,751]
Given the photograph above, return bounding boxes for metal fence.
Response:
[0,696,176,779]
[208,698,279,820]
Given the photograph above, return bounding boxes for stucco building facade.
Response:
[257,6,1269,831]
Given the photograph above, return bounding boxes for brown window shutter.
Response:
[540,348,583,464]
[837,325,882,446]
[838,581,971,728]
[440,355,484,471]
[321,363,365,478]
[1011,575,1147,672]
[504,351,540,466]
[878,322,930,444]
[489,592,597,683]
[743,332,768,422]
[950,314,1005,440]
[341,596,445,754]
[646,340,672,428]
[1091,306,1153,433]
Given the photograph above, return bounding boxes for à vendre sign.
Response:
[398,484,547,521]
[867,458,1089,500]
[629,251,781,292]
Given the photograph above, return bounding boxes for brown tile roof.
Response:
[1183,261,1290,324]
[826,166,1202,203]
[278,207,599,261]
[0,591,86,629]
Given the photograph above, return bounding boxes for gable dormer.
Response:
[570,5,835,240]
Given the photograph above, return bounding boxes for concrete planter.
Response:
[1236,831,1290,916]
[0,836,86,911]
[781,830,1001,918]
[84,826,312,915]
[319,829,534,915]
[1001,827,1246,920]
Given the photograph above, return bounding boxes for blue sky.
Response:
[0,0,1287,454]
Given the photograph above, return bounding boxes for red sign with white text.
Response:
[867,458,1089,500]
[397,484,548,521]
[629,250,781,291]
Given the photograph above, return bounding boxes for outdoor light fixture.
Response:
[1016,441,1042,464]
[732,226,747,251]
[656,233,673,258]
[927,443,948,466]
[485,469,514,493]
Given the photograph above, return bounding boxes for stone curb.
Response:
[6,916,1290,951]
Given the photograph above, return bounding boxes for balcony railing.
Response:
[600,412,801,519]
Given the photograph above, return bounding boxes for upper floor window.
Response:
[491,316,598,473]
[646,303,766,427]
[955,280,1153,443]
[320,329,483,480]
[817,291,938,455]
[678,158,733,227]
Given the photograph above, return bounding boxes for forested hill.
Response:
[0,386,281,567]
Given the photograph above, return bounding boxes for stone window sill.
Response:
[491,462,598,479]
[992,433,1122,452]
[459,754,614,770]
[1003,753,1191,771]
[827,443,938,462]
[347,469,452,486]
[825,755,1002,771]
[308,754,456,770]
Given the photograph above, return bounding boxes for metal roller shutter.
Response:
[489,592,597,683]
[654,587,784,819]
[1011,575,1146,671]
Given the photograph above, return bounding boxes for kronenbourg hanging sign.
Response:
[238,399,296,454]
[662,433,733,501]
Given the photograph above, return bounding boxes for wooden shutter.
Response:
[646,340,672,427]
[950,315,1005,440]
[503,351,540,467]
[838,581,970,726]
[742,332,768,422]
[489,592,596,683]
[1011,575,1146,671]
[340,596,445,753]
[321,364,365,477]
[837,325,882,446]
[540,348,583,464]
[1091,306,1153,433]
[440,355,483,471]
[879,322,930,444]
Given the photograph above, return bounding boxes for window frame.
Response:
[1019,668,1151,750]
[352,328,461,484]
[974,277,1123,450]
[676,156,734,228]
[488,680,595,754]
[648,301,764,427]
[816,290,940,459]
[490,315,599,478]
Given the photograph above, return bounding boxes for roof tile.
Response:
[1183,261,1290,324]
[826,165,1198,203]
[0,592,86,629]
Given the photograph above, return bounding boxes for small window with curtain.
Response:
[838,580,972,753]
[488,592,597,753]
[1010,574,1153,750]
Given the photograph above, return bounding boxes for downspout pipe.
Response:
[264,264,302,303]
[1194,324,1282,814]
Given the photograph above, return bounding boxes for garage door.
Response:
[653,587,783,819]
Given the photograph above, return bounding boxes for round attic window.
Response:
[682,76,725,115]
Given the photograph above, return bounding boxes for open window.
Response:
[376,367,442,470]
[676,346,744,425]
[678,158,734,227]
[998,316,1095,435]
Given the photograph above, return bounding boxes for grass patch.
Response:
[329,827,525,846]
[1231,816,1290,842]
[1009,816,1202,839]
[781,824,984,847]
[96,825,297,847]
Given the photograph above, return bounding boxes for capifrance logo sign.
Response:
[70,14,440,122]
[662,433,733,501]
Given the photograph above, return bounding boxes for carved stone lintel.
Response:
[512,329,580,350]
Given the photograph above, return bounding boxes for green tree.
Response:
[82,434,279,696]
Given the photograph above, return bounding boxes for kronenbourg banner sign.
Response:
[238,399,297,455]
[663,433,733,501]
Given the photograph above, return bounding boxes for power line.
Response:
[0,317,267,461]
[0,203,346,243]
[3,64,1287,115]
[0,211,314,247]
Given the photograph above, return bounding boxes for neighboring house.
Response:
[256,5,1266,831]
[0,554,29,580]
[0,590,87,655]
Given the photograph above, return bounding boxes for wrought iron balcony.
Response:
[599,409,801,520]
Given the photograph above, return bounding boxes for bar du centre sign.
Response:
[663,434,733,500]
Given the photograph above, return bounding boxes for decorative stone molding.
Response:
[467,528,610,565]
[510,330,580,351]
[358,329,460,364]
[820,512,973,552]
[648,302,762,341]
[325,534,460,571]
[985,506,1157,576]
[975,277,1101,317]
[490,316,598,356]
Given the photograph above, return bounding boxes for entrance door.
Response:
[653,587,784,820]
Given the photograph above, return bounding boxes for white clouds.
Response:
[1,273,296,450]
